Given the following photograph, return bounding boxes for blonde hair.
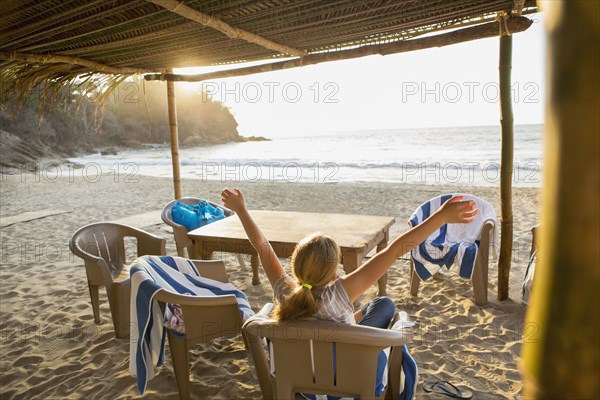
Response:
[273,232,340,321]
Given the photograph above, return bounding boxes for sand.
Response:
[0,171,540,399]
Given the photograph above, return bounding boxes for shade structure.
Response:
[0,0,537,73]
[0,1,539,291]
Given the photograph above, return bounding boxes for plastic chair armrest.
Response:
[69,239,104,263]
[190,260,229,283]
[256,303,274,318]
[136,234,167,256]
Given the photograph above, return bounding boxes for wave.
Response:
[68,155,542,173]
[66,125,543,187]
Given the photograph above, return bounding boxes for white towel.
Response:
[128,255,254,394]
[409,194,497,281]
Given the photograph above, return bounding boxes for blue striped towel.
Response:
[409,194,497,281]
[128,255,254,394]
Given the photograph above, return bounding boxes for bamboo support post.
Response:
[522,1,599,396]
[498,33,514,301]
[145,17,532,82]
[166,67,182,199]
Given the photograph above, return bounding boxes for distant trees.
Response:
[0,77,242,158]
[105,79,242,146]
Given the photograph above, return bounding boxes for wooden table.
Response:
[188,210,395,295]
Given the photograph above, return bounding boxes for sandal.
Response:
[423,380,473,399]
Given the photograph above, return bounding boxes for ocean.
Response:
[67,124,543,187]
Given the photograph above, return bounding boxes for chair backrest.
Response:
[410,194,495,235]
[153,260,244,345]
[161,197,233,258]
[408,194,497,257]
[161,197,233,230]
[242,318,410,400]
[69,222,165,283]
[70,222,130,261]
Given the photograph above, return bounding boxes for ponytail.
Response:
[273,232,340,321]
[274,284,320,321]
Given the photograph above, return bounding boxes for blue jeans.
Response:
[358,296,396,329]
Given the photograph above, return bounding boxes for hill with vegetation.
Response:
[0,79,250,170]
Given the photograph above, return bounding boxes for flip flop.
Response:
[423,380,473,399]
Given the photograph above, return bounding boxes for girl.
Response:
[221,188,478,329]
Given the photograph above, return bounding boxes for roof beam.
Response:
[147,0,307,57]
[0,51,155,75]
[144,16,533,82]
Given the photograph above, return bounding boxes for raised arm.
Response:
[221,188,285,286]
[342,196,478,303]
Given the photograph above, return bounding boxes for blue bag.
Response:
[196,200,225,227]
[171,200,225,231]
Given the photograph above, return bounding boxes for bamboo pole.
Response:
[166,67,182,199]
[0,51,153,75]
[522,1,600,397]
[498,33,514,301]
[148,0,306,57]
[145,17,533,82]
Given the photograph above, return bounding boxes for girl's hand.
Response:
[221,188,246,213]
[439,196,479,224]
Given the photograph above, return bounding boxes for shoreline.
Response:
[0,128,269,174]
[6,155,543,190]
[1,174,540,398]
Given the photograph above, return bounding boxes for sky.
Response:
[176,13,546,138]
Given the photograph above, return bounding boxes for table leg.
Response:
[341,251,361,308]
[197,242,213,260]
[251,254,260,285]
[187,239,197,259]
[376,238,388,296]
[341,251,359,275]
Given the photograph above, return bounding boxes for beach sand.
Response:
[0,172,540,399]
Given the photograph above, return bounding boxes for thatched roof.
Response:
[0,0,538,104]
